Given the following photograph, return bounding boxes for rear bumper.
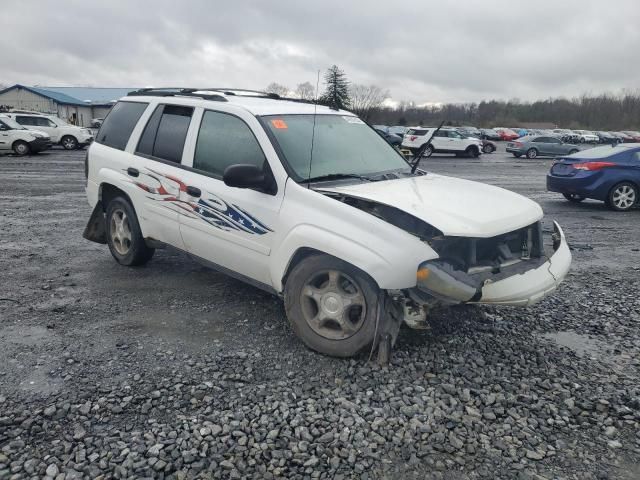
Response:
[416,222,571,306]
[546,173,609,201]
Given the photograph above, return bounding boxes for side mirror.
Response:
[223,164,275,194]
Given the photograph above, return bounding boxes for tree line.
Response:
[267,67,640,130]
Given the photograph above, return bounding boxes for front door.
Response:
[178,109,284,286]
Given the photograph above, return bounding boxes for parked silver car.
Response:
[506,135,581,159]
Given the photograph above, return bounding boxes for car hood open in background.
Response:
[317,174,543,238]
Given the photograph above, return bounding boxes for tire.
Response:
[482,143,495,154]
[105,196,155,266]
[423,144,434,157]
[465,146,480,158]
[284,254,379,357]
[513,153,522,158]
[579,138,585,144]
[61,135,78,150]
[607,182,637,212]
[568,149,579,155]
[563,193,585,202]
[12,140,30,156]
[526,148,538,159]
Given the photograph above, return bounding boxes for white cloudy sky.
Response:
[1,0,639,103]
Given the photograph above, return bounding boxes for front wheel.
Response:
[563,193,585,202]
[608,182,637,211]
[526,148,538,159]
[284,254,379,357]
[106,197,155,266]
[61,135,78,150]
[12,140,30,156]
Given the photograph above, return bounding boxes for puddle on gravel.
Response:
[543,331,604,357]
[122,309,225,346]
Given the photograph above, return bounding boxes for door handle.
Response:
[186,186,201,197]
[127,167,139,177]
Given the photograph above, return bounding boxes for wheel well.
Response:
[99,183,133,211]
[609,180,639,196]
[61,134,77,142]
[12,139,28,148]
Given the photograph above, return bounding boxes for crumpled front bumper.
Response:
[416,221,571,307]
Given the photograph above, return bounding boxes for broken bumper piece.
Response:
[416,221,571,307]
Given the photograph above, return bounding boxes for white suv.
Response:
[401,127,483,157]
[83,88,571,358]
[0,114,52,155]
[572,130,599,144]
[5,112,94,150]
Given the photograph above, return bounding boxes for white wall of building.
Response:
[0,88,57,113]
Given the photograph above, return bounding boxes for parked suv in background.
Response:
[83,88,570,358]
[573,130,599,144]
[5,112,94,150]
[401,127,483,157]
[0,114,51,155]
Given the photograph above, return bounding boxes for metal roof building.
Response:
[0,84,138,127]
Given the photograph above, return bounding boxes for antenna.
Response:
[306,69,321,188]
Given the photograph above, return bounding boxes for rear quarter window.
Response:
[96,101,149,151]
[407,129,428,136]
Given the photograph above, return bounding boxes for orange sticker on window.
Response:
[271,119,288,129]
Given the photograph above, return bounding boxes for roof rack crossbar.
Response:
[126,88,228,102]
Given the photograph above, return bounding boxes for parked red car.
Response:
[494,128,520,141]
[621,131,640,142]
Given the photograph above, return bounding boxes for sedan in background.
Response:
[375,128,402,147]
[612,132,634,143]
[547,144,640,211]
[480,128,502,141]
[596,131,619,145]
[622,131,640,142]
[494,128,520,141]
[387,126,408,137]
[506,135,580,159]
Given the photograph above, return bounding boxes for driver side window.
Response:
[193,111,266,178]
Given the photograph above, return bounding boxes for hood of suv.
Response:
[317,174,543,238]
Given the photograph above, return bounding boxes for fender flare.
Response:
[271,224,393,293]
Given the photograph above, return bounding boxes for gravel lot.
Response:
[1,145,639,479]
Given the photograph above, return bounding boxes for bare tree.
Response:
[349,84,389,121]
[265,82,289,97]
[295,81,315,101]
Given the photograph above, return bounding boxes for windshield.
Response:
[49,116,69,126]
[0,116,26,129]
[262,114,409,181]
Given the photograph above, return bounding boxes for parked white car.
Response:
[83,89,571,358]
[0,114,52,155]
[401,127,483,157]
[4,112,94,150]
[572,130,599,144]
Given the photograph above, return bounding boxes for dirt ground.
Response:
[1,145,639,479]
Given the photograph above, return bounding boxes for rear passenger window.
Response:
[16,116,36,126]
[97,101,148,151]
[193,111,266,178]
[136,105,193,163]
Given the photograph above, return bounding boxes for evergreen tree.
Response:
[320,65,350,109]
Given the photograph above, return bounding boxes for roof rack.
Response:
[127,88,228,102]
[126,87,321,107]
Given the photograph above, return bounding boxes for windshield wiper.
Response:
[301,173,373,184]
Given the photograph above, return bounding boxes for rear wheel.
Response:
[61,135,78,150]
[465,146,480,158]
[12,140,30,156]
[608,182,637,211]
[284,254,379,357]
[423,144,434,157]
[563,193,585,203]
[106,197,155,265]
[526,148,538,159]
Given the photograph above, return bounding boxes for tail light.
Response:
[410,135,417,141]
[572,161,615,171]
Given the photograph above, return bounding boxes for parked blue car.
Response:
[547,144,640,211]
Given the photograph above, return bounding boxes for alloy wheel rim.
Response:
[613,186,636,210]
[63,138,75,148]
[16,144,27,154]
[110,209,132,255]
[300,269,366,340]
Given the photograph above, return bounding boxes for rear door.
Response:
[177,108,284,286]
[128,103,197,249]
[533,137,554,155]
